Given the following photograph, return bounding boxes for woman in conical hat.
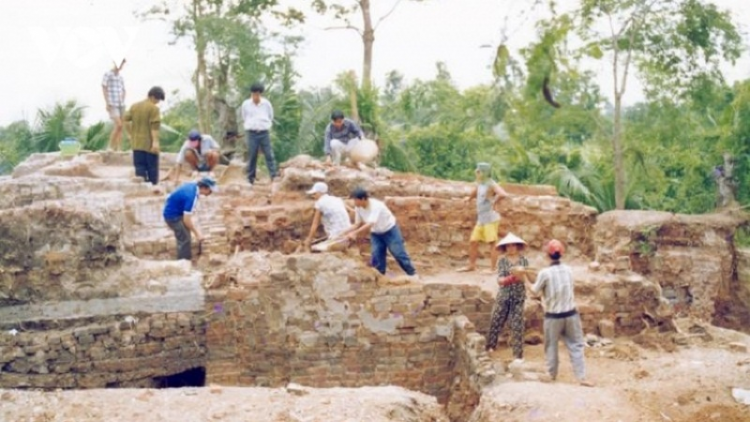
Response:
[486,232,529,360]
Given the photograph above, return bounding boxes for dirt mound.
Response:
[0,385,448,422]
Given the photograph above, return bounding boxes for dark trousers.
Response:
[246,130,277,184]
[486,284,526,358]
[133,150,159,185]
[165,217,191,260]
[371,225,416,275]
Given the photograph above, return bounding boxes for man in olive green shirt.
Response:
[124,86,165,185]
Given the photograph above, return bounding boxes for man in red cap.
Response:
[524,239,594,387]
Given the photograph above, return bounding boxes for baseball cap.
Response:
[546,239,565,256]
[306,182,328,195]
[199,177,219,193]
[188,130,202,141]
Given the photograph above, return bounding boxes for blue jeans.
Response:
[371,225,416,275]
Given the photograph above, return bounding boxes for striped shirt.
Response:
[102,71,125,107]
[532,263,576,314]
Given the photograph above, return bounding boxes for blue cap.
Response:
[188,130,202,141]
[198,177,218,193]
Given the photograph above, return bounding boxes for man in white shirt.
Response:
[524,239,594,387]
[240,82,277,185]
[304,182,352,249]
[338,187,418,278]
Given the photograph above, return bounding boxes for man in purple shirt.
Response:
[324,110,364,166]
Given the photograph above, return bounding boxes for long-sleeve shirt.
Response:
[532,263,577,314]
[241,98,274,131]
[324,118,364,155]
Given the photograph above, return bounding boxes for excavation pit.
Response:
[2,152,749,421]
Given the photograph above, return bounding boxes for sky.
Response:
[0,0,748,127]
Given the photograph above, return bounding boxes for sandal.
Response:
[456,267,476,273]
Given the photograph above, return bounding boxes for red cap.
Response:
[546,239,565,256]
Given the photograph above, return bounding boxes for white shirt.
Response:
[532,264,577,314]
[241,97,274,131]
[354,198,396,234]
[315,194,352,238]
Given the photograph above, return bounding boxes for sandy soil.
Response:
[0,385,447,422]
[476,322,750,422]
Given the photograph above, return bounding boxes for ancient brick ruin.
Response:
[1,151,749,421]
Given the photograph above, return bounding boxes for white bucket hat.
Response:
[306,182,328,195]
[496,232,527,250]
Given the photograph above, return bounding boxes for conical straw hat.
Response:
[496,232,526,249]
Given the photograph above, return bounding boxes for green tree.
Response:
[528,0,742,209]
[141,0,303,135]
[0,121,33,174]
[311,0,429,89]
[81,122,112,152]
[32,100,85,153]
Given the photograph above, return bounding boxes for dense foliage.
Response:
[0,0,745,216]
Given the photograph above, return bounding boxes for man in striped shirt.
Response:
[525,239,594,387]
[102,60,126,151]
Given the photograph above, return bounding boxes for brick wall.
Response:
[0,312,205,389]
[594,211,743,323]
[385,195,597,262]
[204,252,496,404]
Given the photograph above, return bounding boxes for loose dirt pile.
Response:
[0,385,448,422]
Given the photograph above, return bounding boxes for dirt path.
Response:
[476,326,750,422]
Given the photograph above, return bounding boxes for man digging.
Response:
[337,187,419,280]
[457,162,508,273]
[303,182,352,252]
[162,177,218,261]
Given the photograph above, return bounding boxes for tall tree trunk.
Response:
[347,70,360,123]
[613,94,626,210]
[360,0,374,89]
[193,0,210,134]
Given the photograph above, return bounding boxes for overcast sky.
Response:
[0,0,748,127]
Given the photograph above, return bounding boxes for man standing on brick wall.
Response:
[303,182,352,250]
[524,239,595,387]
[458,162,508,274]
[102,59,126,151]
[124,86,165,185]
[163,177,218,261]
[241,82,277,185]
[338,187,418,279]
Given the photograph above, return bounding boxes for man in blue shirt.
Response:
[163,177,218,260]
[324,110,364,166]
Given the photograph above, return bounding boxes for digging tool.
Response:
[197,239,204,256]
[294,236,327,253]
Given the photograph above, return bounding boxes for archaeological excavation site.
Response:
[2,151,750,422]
